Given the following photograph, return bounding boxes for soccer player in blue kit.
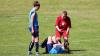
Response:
[28,1,40,56]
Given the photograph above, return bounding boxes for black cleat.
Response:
[28,51,32,55]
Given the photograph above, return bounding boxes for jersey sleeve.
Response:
[55,17,60,26]
[30,12,35,19]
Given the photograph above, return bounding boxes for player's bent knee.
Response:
[64,37,68,40]
[35,38,39,42]
[56,37,60,41]
[47,36,52,44]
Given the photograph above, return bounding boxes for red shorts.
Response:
[55,30,69,39]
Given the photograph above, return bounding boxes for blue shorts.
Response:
[29,26,39,37]
[29,26,39,32]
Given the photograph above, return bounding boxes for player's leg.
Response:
[47,36,53,53]
[47,36,52,44]
[40,37,48,53]
[28,28,35,55]
[55,30,61,43]
[63,31,70,53]
[64,38,69,51]
[41,37,48,48]
[34,31,39,56]
[28,36,35,52]
[34,37,39,52]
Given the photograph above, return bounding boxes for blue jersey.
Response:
[49,45,65,54]
[29,7,39,31]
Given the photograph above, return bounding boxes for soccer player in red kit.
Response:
[55,11,71,53]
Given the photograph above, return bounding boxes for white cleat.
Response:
[35,52,39,56]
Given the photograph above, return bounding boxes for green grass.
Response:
[0,0,100,56]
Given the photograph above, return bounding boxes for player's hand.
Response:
[65,31,69,35]
[32,29,34,33]
[58,29,61,32]
[56,26,61,32]
[32,26,34,33]
[31,30,34,35]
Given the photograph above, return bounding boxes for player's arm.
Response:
[66,27,70,33]
[66,17,71,34]
[68,16,72,28]
[55,17,61,32]
[31,13,35,33]
[56,26,61,32]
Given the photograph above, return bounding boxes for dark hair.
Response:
[63,11,67,19]
[63,11,67,16]
[33,1,40,7]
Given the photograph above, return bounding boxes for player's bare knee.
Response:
[35,38,39,42]
[64,37,68,40]
[47,36,52,44]
[56,37,60,41]
[32,37,35,42]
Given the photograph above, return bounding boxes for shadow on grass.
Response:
[70,49,86,54]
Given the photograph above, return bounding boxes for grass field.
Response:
[0,0,100,56]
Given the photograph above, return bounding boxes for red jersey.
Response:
[55,15,71,31]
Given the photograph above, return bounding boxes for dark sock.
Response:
[64,39,70,53]
[64,39,69,49]
[58,40,61,43]
[41,38,48,48]
[29,41,34,51]
[34,42,39,52]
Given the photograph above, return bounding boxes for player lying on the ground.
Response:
[41,35,69,54]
